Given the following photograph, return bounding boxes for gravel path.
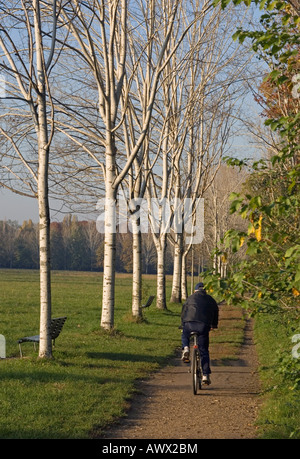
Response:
[101,318,262,439]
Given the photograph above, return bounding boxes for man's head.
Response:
[194,282,205,292]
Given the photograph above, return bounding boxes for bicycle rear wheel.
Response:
[192,348,201,394]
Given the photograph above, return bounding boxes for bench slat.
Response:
[142,295,155,308]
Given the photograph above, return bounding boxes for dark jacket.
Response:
[181,290,219,329]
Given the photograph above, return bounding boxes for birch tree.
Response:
[171,1,252,302]
[143,0,251,305]
[0,0,62,357]
[56,0,186,329]
[123,0,213,315]
[142,0,227,309]
[119,0,173,319]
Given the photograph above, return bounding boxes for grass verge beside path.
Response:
[254,313,300,439]
[0,269,245,439]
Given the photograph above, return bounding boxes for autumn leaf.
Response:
[255,215,263,242]
[239,236,245,247]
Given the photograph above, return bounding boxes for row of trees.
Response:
[0,217,201,273]
[1,163,246,273]
[0,217,159,273]
[0,0,255,357]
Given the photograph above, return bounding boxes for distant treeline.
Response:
[0,216,177,274]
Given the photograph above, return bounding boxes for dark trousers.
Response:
[182,321,211,375]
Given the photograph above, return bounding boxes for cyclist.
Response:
[181,282,219,385]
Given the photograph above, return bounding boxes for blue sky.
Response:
[0,189,39,223]
[0,188,100,224]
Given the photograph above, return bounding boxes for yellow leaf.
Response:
[239,236,245,247]
[255,215,263,242]
[248,215,263,240]
[258,291,262,298]
[255,227,261,242]
[292,288,300,297]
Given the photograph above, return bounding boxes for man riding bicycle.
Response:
[181,282,219,385]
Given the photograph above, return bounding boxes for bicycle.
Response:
[179,326,203,394]
[189,331,202,395]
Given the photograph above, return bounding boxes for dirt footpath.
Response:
[101,319,262,439]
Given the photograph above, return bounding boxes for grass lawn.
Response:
[0,269,245,439]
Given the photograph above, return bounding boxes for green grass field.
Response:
[0,269,244,438]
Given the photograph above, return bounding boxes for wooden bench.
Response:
[18,316,67,357]
[142,295,155,308]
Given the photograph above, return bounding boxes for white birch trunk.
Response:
[34,0,52,358]
[132,223,142,319]
[156,236,167,310]
[100,160,117,330]
[101,226,116,330]
[170,234,183,303]
[181,252,188,302]
[38,165,52,358]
